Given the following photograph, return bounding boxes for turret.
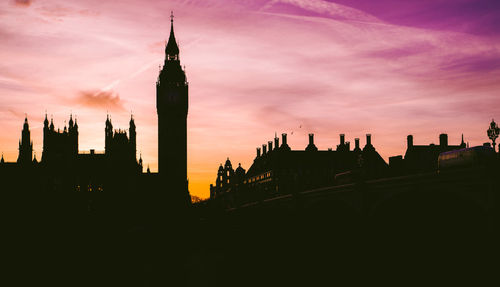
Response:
[17,116,33,165]
[50,116,54,131]
[223,158,233,186]
[139,153,143,172]
[105,114,113,154]
[129,114,137,161]
[235,163,246,183]
[44,113,49,130]
[70,115,79,156]
[216,164,224,188]
[43,113,49,161]
[224,157,232,170]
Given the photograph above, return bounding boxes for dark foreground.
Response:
[3,168,499,286]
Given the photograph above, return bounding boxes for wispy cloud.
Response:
[261,0,381,23]
[12,0,32,7]
[440,53,500,73]
[76,90,125,111]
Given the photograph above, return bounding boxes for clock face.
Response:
[157,86,187,112]
[168,91,179,102]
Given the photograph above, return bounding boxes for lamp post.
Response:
[487,119,500,152]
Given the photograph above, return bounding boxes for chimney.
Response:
[355,138,360,150]
[274,136,279,150]
[346,141,350,151]
[262,144,267,155]
[90,149,95,155]
[268,141,273,152]
[407,135,413,148]
[256,147,261,157]
[306,133,318,151]
[439,133,448,147]
[340,134,345,145]
[366,134,372,146]
[281,133,291,151]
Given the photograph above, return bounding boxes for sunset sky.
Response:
[1,0,499,198]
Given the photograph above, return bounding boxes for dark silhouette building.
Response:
[389,133,466,174]
[210,158,246,198]
[156,14,190,207]
[0,15,191,208]
[17,116,33,165]
[1,113,142,194]
[41,114,78,164]
[210,133,388,203]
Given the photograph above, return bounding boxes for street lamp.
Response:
[487,119,500,152]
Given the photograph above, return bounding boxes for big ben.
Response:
[156,13,189,207]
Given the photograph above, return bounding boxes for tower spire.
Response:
[165,11,179,60]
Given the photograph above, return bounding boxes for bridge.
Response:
[187,166,499,285]
[194,165,499,234]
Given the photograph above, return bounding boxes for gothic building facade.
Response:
[0,15,191,222]
[0,114,142,194]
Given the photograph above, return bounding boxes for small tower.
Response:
[216,164,224,189]
[223,158,234,186]
[105,114,113,154]
[129,114,137,161]
[17,116,33,165]
[138,153,143,172]
[42,113,49,162]
[50,115,54,131]
[460,134,466,148]
[68,114,79,155]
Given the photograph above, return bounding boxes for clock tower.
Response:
[156,12,189,207]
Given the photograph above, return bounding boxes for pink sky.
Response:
[1,0,499,198]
